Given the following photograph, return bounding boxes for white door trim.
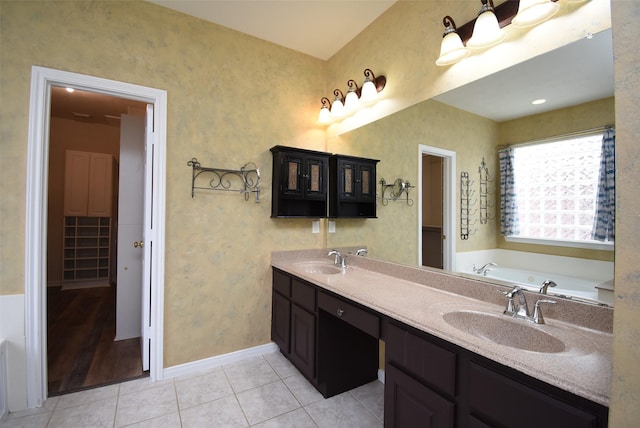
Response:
[417,145,456,271]
[25,66,167,408]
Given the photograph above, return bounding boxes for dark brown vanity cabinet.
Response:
[270,146,329,218]
[271,269,317,381]
[383,320,609,428]
[329,155,379,218]
[271,268,380,398]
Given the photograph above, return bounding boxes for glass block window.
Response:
[511,133,602,242]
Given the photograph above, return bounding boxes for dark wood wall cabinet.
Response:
[271,267,609,428]
[270,146,378,218]
[329,155,379,218]
[270,146,329,218]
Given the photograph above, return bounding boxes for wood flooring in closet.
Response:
[47,284,146,396]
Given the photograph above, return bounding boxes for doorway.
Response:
[417,145,456,271]
[46,89,147,394]
[25,66,167,408]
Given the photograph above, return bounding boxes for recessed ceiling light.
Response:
[532,99,546,105]
[66,87,74,93]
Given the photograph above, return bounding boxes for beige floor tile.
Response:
[251,408,319,428]
[115,383,178,427]
[0,411,51,428]
[263,351,299,379]
[235,381,300,425]
[180,395,248,428]
[55,383,119,410]
[119,411,182,428]
[47,397,117,428]
[223,356,279,393]
[175,367,234,410]
[349,380,384,421]
[305,392,382,428]
[282,373,324,406]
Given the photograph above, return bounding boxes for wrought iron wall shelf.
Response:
[379,178,414,206]
[188,158,261,202]
[478,157,494,225]
[460,171,477,240]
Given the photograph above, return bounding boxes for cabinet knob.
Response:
[133,241,144,248]
[336,308,344,317]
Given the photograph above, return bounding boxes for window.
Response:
[502,132,614,249]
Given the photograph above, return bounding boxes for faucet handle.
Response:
[532,299,557,324]
[502,287,520,315]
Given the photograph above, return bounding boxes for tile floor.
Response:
[1,351,384,427]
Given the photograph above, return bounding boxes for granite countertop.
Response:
[271,249,613,407]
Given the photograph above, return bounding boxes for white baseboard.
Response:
[378,369,385,384]
[162,342,278,380]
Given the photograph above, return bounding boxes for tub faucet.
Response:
[473,262,497,276]
[327,250,346,268]
[539,280,557,294]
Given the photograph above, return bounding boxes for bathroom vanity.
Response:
[271,250,611,428]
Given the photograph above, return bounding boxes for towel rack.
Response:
[187,158,261,202]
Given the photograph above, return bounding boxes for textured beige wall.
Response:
[609,1,640,425]
[0,1,326,366]
[326,100,499,265]
[2,0,639,423]
[497,97,616,262]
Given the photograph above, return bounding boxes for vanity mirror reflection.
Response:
[326,28,615,306]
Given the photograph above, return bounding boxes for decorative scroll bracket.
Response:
[379,178,415,206]
[188,158,261,202]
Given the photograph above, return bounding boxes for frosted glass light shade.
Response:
[330,97,345,118]
[512,0,559,28]
[467,10,505,49]
[344,90,359,112]
[436,31,470,66]
[317,105,332,125]
[360,80,378,103]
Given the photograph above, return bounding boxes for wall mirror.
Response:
[326,28,615,306]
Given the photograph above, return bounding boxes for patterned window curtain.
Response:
[499,147,519,236]
[592,128,615,242]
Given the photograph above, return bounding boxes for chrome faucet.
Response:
[327,250,347,268]
[473,262,497,276]
[539,280,557,294]
[504,286,556,324]
[355,248,368,256]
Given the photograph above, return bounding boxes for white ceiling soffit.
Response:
[432,29,614,122]
[149,0,397,60]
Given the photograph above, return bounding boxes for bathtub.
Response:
[466,266,614,305]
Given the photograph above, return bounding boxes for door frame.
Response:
[25,66,167,408]
[417,144,456,271]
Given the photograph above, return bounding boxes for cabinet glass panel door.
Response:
[287,161,300,191]
[341,162,356,198]
[305,158,326,199]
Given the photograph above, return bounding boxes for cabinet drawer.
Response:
[292,278,316,312]
[385,322,456,397]
[318,292,379,338]
[273,269,291,297]
[469,362,600,428]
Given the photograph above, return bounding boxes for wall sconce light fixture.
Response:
[511,0,559,28]
[467,0,505,49]
[360,68,386,103]
[317,68,386,125]
[317,97,332,125]
[330,89,346,118]
[435,16,470,66]
[344,79,360,113]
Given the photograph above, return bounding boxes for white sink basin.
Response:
[294,261,344,275]
[443,310,566,353]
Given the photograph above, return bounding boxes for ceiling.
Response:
[148,0,398,61]
[51,2,614,125]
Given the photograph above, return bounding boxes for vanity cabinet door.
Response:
[385,363,455,428]
[290,304,316,381]
[271,291,290,354]
[468,362,603,428]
